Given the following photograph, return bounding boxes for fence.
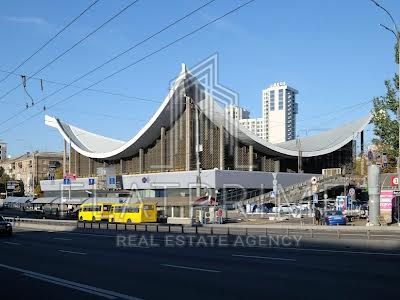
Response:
[5,217,400,241]
[76,221,400,241]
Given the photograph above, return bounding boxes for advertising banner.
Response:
[380,190,394,224]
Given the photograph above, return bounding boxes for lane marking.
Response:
[161,264,221,273]
[0,263,143,300]
[58,250,87,255]
[62,232,115,238]
[232,254,296,262]
[272,247,400,256]
[53,238,72,241]
[24,273,116,299]
[3,241,21,246]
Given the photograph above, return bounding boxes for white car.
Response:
[272,205,293,213]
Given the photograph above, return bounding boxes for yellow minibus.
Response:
[78,203,112,222]
[109,203,157,223]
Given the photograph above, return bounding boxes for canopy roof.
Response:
[45,64,371,160]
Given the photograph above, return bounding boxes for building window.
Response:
[278,89,284,110]
[270,90,275,111]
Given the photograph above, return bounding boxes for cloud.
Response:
[1,16,47,25]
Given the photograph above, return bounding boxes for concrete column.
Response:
[185,97,191,171]
[274,160,280,173]
[160,126,166,171]
[261,156,266,172]
[88,158,91,177]
[120,158,123,175]
[68,143,72,175]
[219,126,224,170]
[234,143,239,170]
[368,165,381,226]
[248,145,253,171]
[180,206,184,218]
[139,148,144,174]
[74,150,78,176]
[171,206,174,218]
[63,140,67,176]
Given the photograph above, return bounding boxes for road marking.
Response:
[0,263,143,300]
[161,264,221,273]
[53,238,72,241]
[24,273,116,299]
[58,249,87,255]
[62,232,115,238]
[3,241,21,246]
[232,254,296,262]
[273,247,400,256]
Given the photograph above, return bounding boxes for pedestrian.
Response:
[314,208,321,225]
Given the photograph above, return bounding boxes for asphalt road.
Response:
[0,227,399,300]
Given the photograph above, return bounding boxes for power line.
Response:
[0,68,161,104]
[0,0,256,136]
[0,0,100,86]
[0,0,217,126]
[0,0,140,103]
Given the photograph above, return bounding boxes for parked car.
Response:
[324,210,347,225]
[0,215,12,236]
[272,205,293,214]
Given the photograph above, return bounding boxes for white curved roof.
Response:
[45,64,371,160]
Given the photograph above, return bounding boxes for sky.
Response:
[0,0,399,156]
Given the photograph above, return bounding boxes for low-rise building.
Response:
[0,151,63,195]
[0,140,7,161]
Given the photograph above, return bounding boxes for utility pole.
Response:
[371,0,400,225]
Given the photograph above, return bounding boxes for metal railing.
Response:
[75,221,400,241]
[6,216,400,241]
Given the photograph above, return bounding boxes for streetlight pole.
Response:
[372,0,400,226]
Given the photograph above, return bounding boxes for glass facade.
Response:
[278,89,284,110]
[270,90,275,111]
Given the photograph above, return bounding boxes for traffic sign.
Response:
[367,150,374,161]
[390,176,399,187]
[311,176,318,185]
[312,193,318,203]
[65,173,76,180]
[348,188,355,197]
[63,178,71,185]
[217,208,223,217]
[88,178,95,185]
[382,153,388,168]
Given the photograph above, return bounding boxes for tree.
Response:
[55,167,63,180]
[0,167,10,185]
[371,36,399,171]
[34,184,42,197]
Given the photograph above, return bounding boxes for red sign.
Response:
[217,208,223,217]
[390,176,399,186]
[380,190,394,211]
[65,173,77,180]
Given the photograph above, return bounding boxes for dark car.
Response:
[324,210,347,226]
[0,215,12,236]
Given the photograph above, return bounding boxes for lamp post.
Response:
[371,0,400,225]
